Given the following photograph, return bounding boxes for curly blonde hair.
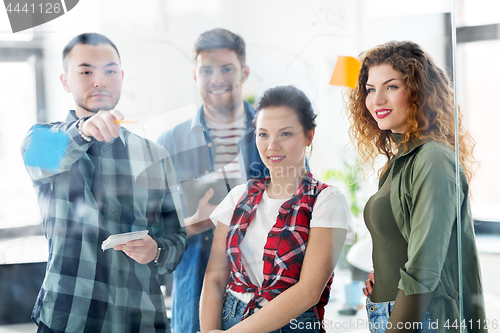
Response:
[347,40,476,181]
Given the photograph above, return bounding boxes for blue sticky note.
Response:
[24,127,70,171]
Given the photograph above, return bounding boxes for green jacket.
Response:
[381,138,487,333]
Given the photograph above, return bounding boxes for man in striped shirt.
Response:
[21,33,186,333]
[157,28,267,333]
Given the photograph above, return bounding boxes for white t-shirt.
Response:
[209,183,355,304]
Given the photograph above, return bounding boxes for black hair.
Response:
[62,33,120,71]
[253,85,317,137]
[193,28,246,66]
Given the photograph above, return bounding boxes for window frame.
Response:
[0,36,46,238]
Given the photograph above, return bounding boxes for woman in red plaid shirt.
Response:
[199,85,355,333]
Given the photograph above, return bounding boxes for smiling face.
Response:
[255,106,313,177]
[193,48,249,120]
[61,43,123,118]
[365,63,409,133]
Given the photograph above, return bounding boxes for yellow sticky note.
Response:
[329,56,361,88]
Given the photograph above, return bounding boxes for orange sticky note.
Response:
[329,56,361,88]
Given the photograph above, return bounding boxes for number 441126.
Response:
[5,2,62,14]
[444,319,498,330]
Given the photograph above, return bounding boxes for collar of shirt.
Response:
[391,132,432,158]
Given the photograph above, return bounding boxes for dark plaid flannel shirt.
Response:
[226,172,332,327]
[21,111,186,333]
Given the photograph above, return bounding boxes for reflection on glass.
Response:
[1,1,499,331]
[0,62,39,229]
[457,40,500,222]
[456,39,500,328]
[459,0,500,27]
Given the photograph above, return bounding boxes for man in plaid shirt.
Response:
[21,33,186,333]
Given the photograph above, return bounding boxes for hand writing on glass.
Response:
[81,109,123,143]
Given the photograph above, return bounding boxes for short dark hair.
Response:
[62,33,120,71]
[193,28,246,66]
[253,85,317,137]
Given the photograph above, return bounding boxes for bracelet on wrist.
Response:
[153,247,164,265]
[78,118,93,142]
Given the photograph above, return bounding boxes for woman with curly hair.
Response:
[347,41,487,332]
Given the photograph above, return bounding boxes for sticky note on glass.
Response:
[24,127,70,171]
[102,230,149,251]
[329,56,361,88]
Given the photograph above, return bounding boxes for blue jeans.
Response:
[366,297,436,333]
[221,292,322,333]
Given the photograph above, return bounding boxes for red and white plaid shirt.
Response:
[226,172,332,328]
